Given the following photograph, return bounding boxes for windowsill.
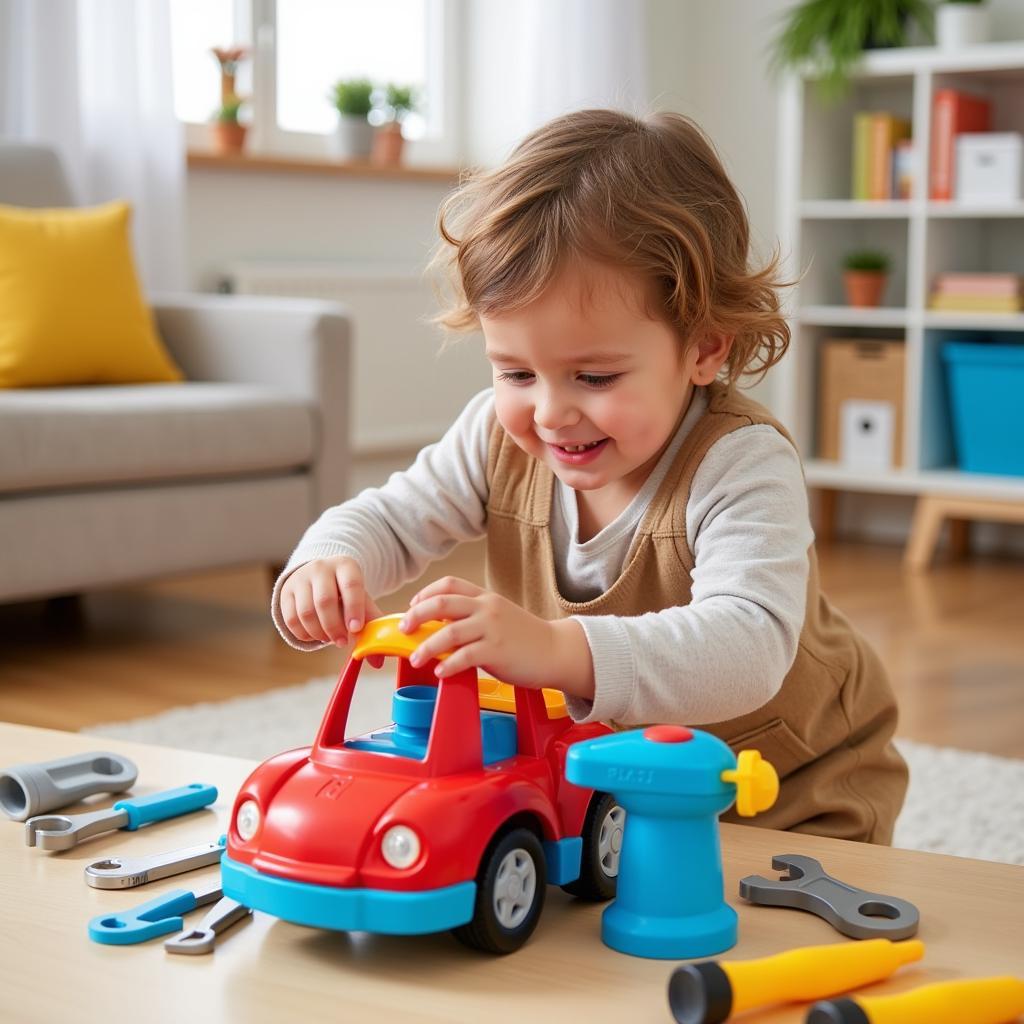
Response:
[186,149,464,183]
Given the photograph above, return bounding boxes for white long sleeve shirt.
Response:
[272,386,813,727]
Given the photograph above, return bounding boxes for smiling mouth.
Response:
[552,440,605,452]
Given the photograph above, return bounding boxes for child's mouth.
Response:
[547,438,609,465]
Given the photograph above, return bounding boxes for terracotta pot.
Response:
[844,270,887,308]
[371,123,405,166]
[211,121,248,155]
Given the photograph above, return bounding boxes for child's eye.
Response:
[578,373,622,389]
[496,370,534,385]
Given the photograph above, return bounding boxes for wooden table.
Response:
[1,723,1021,1024]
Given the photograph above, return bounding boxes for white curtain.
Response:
[0,0,186,291]
[465,0,649,167]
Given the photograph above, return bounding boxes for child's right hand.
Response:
[280,556,383,646]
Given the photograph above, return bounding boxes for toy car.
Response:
[222,614,622,953]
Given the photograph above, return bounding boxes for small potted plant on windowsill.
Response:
[370,83,417,167]
[329,78,374,161]
[210,96,247,155]
[843,249,891,307]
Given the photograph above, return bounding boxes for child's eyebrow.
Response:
[486,350,631,365]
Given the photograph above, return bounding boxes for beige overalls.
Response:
[484,382,908,844]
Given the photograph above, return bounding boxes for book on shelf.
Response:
[893,139,915,200]
[929,271,1023,312]
[933,272,1022,296]
[930,89,992,201]
[852,112,911,200]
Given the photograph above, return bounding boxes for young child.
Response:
[274,109,908,844]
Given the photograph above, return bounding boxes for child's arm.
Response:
[566,424,813,725]
[272,389,495,650]
[401,424,811,721]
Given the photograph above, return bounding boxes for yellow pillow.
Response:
[0,201,183,387]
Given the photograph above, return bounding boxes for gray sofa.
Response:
[0,142,350,603]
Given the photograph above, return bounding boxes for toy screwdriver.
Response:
[807,976,1024,1024]
[668,938,925,1024]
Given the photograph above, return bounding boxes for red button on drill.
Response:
[642,725,694,743]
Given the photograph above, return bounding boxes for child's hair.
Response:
[430,108,791,386]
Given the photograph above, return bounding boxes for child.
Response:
[274,109,908,844]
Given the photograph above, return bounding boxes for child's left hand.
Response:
[399,577,594,698]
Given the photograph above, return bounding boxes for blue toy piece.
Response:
[565,724,778,960]
[113,783,218,829]
[88,880,222,945]
[344,685,517,765]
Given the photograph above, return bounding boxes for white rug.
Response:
[85,674,1024,866]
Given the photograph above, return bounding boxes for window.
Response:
[169,0,458,164]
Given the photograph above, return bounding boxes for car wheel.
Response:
[453,826,547,955]
[561,792,624,901]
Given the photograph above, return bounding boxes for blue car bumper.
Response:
[221,854,477,935]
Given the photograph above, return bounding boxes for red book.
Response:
[930,89,991,200]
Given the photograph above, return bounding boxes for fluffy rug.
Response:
[85,674,1024,866]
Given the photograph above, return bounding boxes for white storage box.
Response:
[955,132,1023,203]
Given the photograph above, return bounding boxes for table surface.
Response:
[1,721,1022,1024]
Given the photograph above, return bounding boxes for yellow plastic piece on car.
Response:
[352,614,443,660]
[478,677,568,719]
[352,616,568,719]
[720,749,779,817]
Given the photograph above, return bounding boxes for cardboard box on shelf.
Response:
[818,339,905,469]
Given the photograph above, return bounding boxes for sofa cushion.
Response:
[0,383,316,495]
[0,201,183,387]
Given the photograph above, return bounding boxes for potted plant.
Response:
[843,250,891,307]
[371,83,417,166]
[329,78,374,161]
[936,0,990,49]
[771,0,933,101]
[211,46,248,105]
[211,96,247,155]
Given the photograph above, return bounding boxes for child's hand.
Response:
[280,556,383,646]
[399,577,594,699]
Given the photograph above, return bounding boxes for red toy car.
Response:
[222,614,622,953]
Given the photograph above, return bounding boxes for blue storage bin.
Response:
[942,341,1023,476]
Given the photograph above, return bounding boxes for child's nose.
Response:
[533,388,579,431]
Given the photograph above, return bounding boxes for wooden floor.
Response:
[1,540,1022,757]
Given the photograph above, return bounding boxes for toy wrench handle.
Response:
[88,889,197,945]
[113,783,218,830]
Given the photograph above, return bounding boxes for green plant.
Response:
[214,96,244,124]
[771,0,934,101]
[381,83,417,122]
[330,78,374,118]
[844,249,891,273]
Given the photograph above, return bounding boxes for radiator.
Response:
[225,261,490,455]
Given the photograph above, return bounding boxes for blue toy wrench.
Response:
[88,880,223,945]
[25,783,218,851]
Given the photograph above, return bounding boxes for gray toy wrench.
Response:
[739,853,920,940]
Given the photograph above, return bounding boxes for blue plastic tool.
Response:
[25,783,219,851]
[88,880,223,945]
[565,725,778,960]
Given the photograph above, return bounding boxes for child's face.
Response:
[482,261,715,496]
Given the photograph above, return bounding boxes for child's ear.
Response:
[690,332,735,385]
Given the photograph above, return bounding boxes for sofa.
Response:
[0,142,351,603]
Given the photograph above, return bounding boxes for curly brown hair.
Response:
[430,108,792,386]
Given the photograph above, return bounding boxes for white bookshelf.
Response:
[775,41,1024,510]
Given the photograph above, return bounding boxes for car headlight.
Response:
[235,799,261,841]
[381,825,421,869]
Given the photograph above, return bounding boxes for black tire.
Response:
[452,826,547,954]
[561,792,623,901]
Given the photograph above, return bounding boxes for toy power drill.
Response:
[565,724,778,960]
